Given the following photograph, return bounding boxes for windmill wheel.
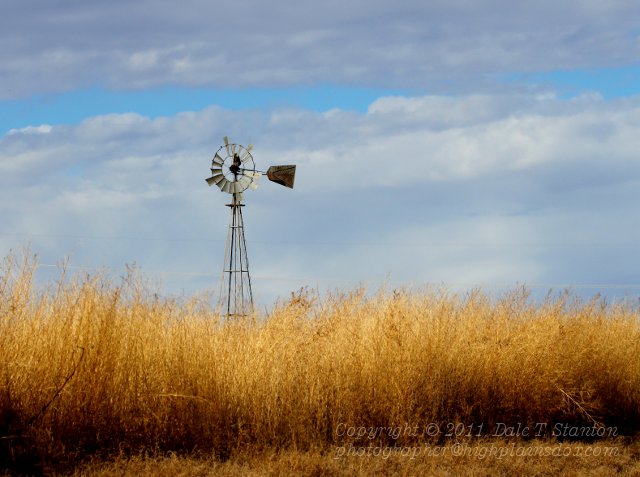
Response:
[206,137,258,194]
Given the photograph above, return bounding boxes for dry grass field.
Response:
[1,251,639,475]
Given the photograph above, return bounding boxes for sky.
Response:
[2,0,640,306]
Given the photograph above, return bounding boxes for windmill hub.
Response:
[230,155,241,175]
[206,136,297,319]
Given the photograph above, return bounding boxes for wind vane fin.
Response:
[266,165,296,189]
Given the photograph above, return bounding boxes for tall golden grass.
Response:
[1,251,639,474]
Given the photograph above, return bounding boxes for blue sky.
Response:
[2,0,640,305]
[3,67,640,136]
[0,85,413,135]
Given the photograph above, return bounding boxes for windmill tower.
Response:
[206,137,296,319]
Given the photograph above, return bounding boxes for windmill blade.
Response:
[238,175,251,189]
[222,181,233,193]
[223,136,232,156]
[206,171,225,185]
[206,171,223,183]
[213,153,224,166]
[241,171,259,190]
[240,149,253,163]
[240,144,253,163]
[243,170,261,181]
[214,176,228,189]
[266,165,296,189]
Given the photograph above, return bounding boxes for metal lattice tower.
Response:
[220,192,253,318]
[206,137,296,319]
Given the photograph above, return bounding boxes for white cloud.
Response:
[7,124,52,135]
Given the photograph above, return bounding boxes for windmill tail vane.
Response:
[266,165,296,189]
[206,137,297,319]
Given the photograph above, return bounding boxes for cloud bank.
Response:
[2,0,639,98]
[2,92,639,303]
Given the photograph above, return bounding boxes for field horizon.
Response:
[1,251,639,475]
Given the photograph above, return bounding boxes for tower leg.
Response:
[219,193,253,319]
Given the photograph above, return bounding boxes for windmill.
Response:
[206,137,296,319]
